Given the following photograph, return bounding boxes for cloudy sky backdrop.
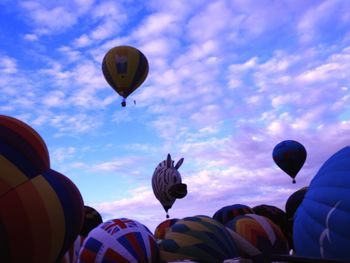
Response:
[1,0,350,231]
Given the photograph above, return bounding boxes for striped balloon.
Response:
[0,115,49,190]
[154,218,179,240]
[102,45,149,99]
[213,204,254,225]
[226,214,289,260]
[159,215,239,262]
[152,154,186,218]
[0,115,84,263]
[78,218,159,263]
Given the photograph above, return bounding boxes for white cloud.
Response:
[51,147,76,163]
[0,56,17,74]
[23,33,38,41]
[20,1,95,35]
[297,0,350,43]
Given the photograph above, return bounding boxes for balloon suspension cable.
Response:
[166,212,169,219]
[292,178,296,184]
[121,98,126,107]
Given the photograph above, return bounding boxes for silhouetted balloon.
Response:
[0,115,84,263]
[213,204,254,225]
[294,147,350,260]
[272,140,307,183]
[102,45,149,107]
[152,154,187,218]
[285,186,308,250]
[79,218,159,263]
[159,215,239,262]
[285,187,308,221]
[81,206,103,238]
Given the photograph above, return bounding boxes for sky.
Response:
[1,0,350,232]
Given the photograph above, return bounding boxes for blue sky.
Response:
[1,0,350,232]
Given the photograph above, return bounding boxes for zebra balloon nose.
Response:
[169,183,187,199]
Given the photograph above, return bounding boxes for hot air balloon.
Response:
[252,204,288,239]
[213,204,254,226]
[81,206,103,238]
[152,153,187,218]
[272,140,307,183]
[159,215,239,262]
[78,218,159,263]
[285,186,308,249]
[293,146,350,261]
[0,115,84,263]
[226,214,289,261]
[154,218,179,240]
[102,45,149,107]
[62,206,103,263]
[285,187,308,221]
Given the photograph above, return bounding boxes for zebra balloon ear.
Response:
[175,158,184,170]
[166,153,172,168]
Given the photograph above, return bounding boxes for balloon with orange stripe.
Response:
[226,214,289,261]
[154,218,179,240]
[0,115,84,263]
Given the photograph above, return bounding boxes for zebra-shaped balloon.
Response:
[152,153,187,218]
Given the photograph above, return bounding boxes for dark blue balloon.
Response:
[293,146,350,261]
[272,140,307,183]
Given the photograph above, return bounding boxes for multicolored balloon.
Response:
[152,153,187,218]
[226,214,289,260]
[102,45,149,107]
[294,147,350,260]
[252,204,288,238]
[272,140,307,183]
[159,215,239,262]
[154,218,179,240]
[213,204,254,225]
[0,115,84,263]
[79,218,159,263]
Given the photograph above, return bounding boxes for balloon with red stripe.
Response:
[78,218,159,263]
[154,218,179,240]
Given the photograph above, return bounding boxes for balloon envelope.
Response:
[79,218,159,263]
[154,218,179,240]
[213,204,254,225]
[102,45,149,99]
[81,206,103,238]
[159,215,239,262]
[253,205,288,238]
[0,115,84,263]
[226,214,289,260]
[272,140,307,183]
[285,187,308,221]
[152,154,185,216]
[294,147,350,260]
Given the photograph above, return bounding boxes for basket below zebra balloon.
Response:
[78,218,159,263]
